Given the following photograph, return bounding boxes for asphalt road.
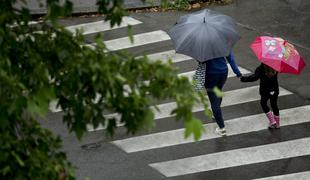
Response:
[38,0,310,179]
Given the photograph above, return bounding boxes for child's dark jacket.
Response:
[240,64,279,95]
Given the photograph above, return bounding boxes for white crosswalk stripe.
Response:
[146,50,192,63]
[149,136,310,177]
[65,16,142,35]
[50,16,310,179]
[101,30,171,51]
[253,171,310,180]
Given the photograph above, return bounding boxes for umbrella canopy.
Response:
[168,9,240,62]
[251,36,306,74]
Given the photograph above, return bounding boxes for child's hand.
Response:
[239,76,244,82]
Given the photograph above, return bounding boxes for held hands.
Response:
[238,75,245,82]
[240,76,247,82]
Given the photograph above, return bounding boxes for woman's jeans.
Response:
[204,73,228,128]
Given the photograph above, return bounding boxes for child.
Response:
[240,63,280,128]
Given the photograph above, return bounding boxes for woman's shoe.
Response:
[215,127,227,136]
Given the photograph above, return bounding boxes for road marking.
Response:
[84,64,250,131]
[87,85,291,131]
[253,171,310,180]
[49,100,62,113]
[49,66,249,113]
[146,50,192,63]
[114,103,307,153]
[49,64,249,113]
[10,21,41,28]
[100,30,171,51]
[110,88,297,153]
[150,86,291,121]
[149,135,310,177]
[28,21,40,25]
[65,16,142,35]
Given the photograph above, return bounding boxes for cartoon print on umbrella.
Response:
[282,41,298,60]
[264,37,298,60]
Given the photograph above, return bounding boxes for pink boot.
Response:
[274,115,280,129]
[266,111,276,128]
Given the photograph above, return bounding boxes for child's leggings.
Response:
[260,92,279,116]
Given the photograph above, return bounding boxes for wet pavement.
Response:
[18,0,310,100]
[32,0,310,179]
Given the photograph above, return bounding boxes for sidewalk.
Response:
[15,0,160,14]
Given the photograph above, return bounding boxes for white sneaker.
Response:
[215,127,227,136]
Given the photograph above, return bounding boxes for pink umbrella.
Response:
[251,36,306,74]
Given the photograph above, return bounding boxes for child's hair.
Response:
[263,64,277,77]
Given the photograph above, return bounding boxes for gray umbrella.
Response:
[168,9,240,62]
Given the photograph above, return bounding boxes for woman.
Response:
[204,52,242,136]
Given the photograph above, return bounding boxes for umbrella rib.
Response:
[174,25,200,51]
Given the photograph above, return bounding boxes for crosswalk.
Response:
[54,16,310,179]
[150,137,310,177]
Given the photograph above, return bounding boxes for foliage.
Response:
[160,0,190,10]
[0,0,211,179]
[151,0,230,10]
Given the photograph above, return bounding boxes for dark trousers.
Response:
[204,74,227,128]
[260,92,279,116]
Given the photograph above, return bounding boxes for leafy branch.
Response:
[0,0,212,179]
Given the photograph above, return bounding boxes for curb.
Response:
[22,0,162,16]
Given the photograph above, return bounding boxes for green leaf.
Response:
[213,86,224,98]
[127,25,134,44]
[95,34,105,49]
[2,166,11,175]
[204,108,213,118]
[184,118,205,141]
[27,100,47,116]
[11,152,24,167]
[142,109,155,131]
[27,86,55,116]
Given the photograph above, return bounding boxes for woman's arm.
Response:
[226,53,242,77]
